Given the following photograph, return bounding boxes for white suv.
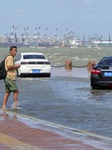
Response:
[15,52,51,77]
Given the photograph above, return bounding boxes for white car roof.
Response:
[19,52,45,55]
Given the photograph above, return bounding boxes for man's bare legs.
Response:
[2,90,19,109]
[13,90,19,108]
[2,92,10,109]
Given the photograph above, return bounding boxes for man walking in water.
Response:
[2,46,20,109]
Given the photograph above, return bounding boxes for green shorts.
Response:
[4,77,18,92]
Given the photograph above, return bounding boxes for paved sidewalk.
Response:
[0,109,112,150]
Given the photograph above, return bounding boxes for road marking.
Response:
[0,133,41,150]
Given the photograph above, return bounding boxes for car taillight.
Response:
[91,69,101,74]
[21,62,27,65]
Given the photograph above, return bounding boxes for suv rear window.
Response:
[23,55,46,59]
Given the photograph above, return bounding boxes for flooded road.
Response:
[0,68,112,138]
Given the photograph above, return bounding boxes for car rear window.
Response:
[99,57,112,65]
[23,55,46,59]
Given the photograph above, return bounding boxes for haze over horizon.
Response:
[0,0,112,40]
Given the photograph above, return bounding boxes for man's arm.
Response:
[7,64,20,70]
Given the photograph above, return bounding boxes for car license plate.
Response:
[32,69,40,73]
[104,72,112,77]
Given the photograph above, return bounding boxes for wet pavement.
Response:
[0,68,112,149]
[0,109,112,150]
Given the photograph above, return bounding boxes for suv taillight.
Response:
[91,69,101,74]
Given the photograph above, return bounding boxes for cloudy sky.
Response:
[0,0,112,39]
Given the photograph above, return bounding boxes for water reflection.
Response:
[89,89,112,108]
[90,90,106,101]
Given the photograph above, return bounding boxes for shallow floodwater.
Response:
[0,68,112,138]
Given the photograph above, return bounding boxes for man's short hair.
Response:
[10,46,17,51]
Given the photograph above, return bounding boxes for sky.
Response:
[0,0,112,40]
